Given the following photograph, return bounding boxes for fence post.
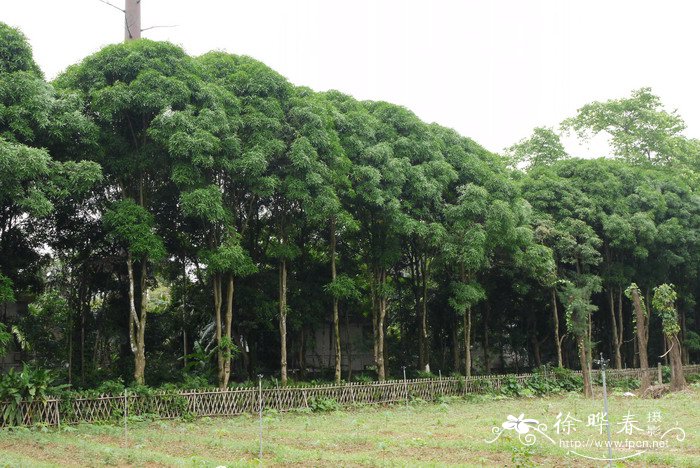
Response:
[402,366,408,405]
[258,375,263,461]
[123,389,128,446]
[55,399,61,430]
[657,363,662,385]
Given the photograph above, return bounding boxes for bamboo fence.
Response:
[2,364,698,428]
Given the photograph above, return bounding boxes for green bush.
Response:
[308,396,340,412]
[501,377,525,396]
[686,373,700,384]
[353,374,374,383]
[0,364,63,426]
[552,367,583,391]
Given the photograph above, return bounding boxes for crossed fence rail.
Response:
[3,364,699,428]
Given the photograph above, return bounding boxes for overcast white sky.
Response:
[3,0,700,155]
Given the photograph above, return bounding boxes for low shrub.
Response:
[308,396,340,412]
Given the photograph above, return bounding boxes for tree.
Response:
[561,276,600,397]
[563,87,693,166]
[1,22,100,303]
[624,283,651,391]
[505,127,568,169]
[56,40,202,384]
[652,284,686,390]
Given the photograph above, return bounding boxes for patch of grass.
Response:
[0,387,698,466]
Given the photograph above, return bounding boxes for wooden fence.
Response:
[2,364,699,428]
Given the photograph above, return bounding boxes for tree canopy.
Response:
[1,23,698,389]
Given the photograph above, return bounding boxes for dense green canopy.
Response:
[2,23,699,389]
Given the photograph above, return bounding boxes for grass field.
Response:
[0,386,698,467]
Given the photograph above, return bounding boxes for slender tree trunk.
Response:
[483,301,491,374]
[668,334,686,390]
[452,318,460,373]
[182,327,187,369]
[552,289,563,367]
[221,274,234,388]
[371,275,378,372]
[609,289,622,369]
[680,310,688,365]
[464,307,472,377]
[345,308,353,381]
[81,300,86,386]
[127,252,146,385]
[375,268,387,381]
[279,258,288,385]
[419,256,430,372]
[587,310,593,376]
[630,288,650,391]
[67,306,73,386]
[330,220,341,384]
[617,288,624,367]
[213,273,224,388]
[577,334,592,397]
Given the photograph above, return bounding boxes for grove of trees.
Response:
[2,22,699,390]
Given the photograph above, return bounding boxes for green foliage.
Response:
[203,235,256,276]
[551,367,584,391]
[308,396,341,412]
[563,87,690,166]
[0,273,14,303]
[103,200,166,260]
[560,276,601,337]
[0,323,11,358]
[324,274,361,301]
[0,23,42,76]
[506,127,568,169]
[0,364,60,426]
[652,283,680,336]
[2,23,700,396]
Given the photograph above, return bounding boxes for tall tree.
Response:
[56,40,202,384]
[652,284,686,390]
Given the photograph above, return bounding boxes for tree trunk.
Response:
[464,307,472,377]
[668,334,686,390]
[213,273,224,388]
[345,308,353,382]
[419,256,430,372]
[609,289,622,369]
[630,287,650,391]
[67,306,73,386]
[617,288,624,367]
[127,252,146,385]
[483,301,491,374]
[221,274,234,388]
[577,334,592,397]
[680,309,689,365]
[552,289,563,367]
[452,319,460,373]
[81,300,86,386]
[375,268,387,381]
[124,0,141,40]
[279,258,288,385]
[331,220,341,384]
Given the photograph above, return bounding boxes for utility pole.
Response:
[124,0,141,41]
[100,0,176,42]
